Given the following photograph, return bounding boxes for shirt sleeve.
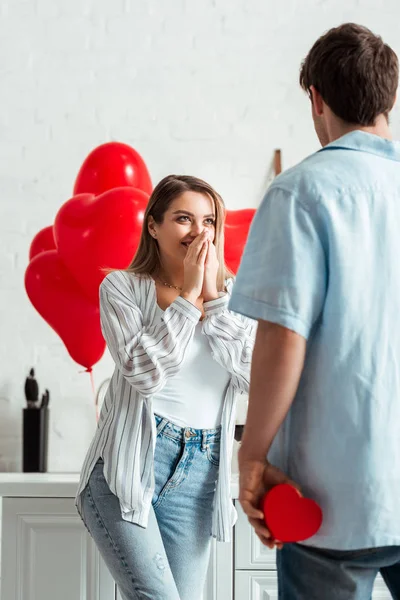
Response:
[228,186,327,340]
[202,279,257,394]
[99,271,201,397]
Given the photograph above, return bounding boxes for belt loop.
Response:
[202,430,208,451]
[156,417,168,435]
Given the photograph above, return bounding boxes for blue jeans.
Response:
[79,415,221,600]
[277,542,400,599]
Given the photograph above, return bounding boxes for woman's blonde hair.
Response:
[126,174,233,290]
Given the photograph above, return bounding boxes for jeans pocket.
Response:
[206,440,220,466]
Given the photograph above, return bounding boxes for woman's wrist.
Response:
[203,288,219,302]
[180,290,199,306]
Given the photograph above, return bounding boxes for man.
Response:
[229,23,400,599]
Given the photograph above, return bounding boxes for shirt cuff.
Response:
[203,293,229,316]
[171,295,202,323]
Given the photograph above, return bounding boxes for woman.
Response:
[76,175,256,600]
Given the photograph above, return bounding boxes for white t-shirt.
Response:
[152,313,230,429]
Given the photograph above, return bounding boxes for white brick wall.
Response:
[2,0,400,475]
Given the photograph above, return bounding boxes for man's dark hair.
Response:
[300,23,398,126]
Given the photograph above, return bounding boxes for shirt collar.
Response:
[318,130,400,162]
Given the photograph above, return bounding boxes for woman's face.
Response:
[149,191,216,266]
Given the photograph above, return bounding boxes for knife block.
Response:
[22,407,49,472]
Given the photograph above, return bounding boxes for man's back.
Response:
[232,130,400,549]
[279,131,400,548]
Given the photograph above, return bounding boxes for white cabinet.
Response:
[235,572,278,600]
[1,497,115,600]
[235,502,276,571]
[234,502,277,597]
[203,539,233,600]
[1,496,229,600]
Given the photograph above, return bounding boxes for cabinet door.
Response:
[235,501,276,570]
[235,571,277,599]
[202,538,233,600]
[1,497,115,600]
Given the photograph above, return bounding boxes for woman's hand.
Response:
[202,239,219,302]
[180,231,208,305]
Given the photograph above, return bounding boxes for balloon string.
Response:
[79,367,98,422]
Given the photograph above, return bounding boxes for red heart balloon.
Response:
[29,225,56,260]
[262,483,323,543]
[54,187,149,303]
[224,208,255,273]
[73,142,153,197]
[25,250,105,369]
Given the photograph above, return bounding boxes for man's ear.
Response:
[310,85,324,117]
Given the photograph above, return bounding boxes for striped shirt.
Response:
[75,270,256,542]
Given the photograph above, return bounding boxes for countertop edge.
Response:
[0,473,240,499]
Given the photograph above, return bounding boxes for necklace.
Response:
[158,278,183,292]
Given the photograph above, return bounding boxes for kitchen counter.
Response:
[0,473,83,498]
[0,471,240,600]
[0,471,240,499]
[0,438,242,499]
[0,443,243,599]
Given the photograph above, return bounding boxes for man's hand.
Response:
[238,454,300,549]
[237,320,306,547]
